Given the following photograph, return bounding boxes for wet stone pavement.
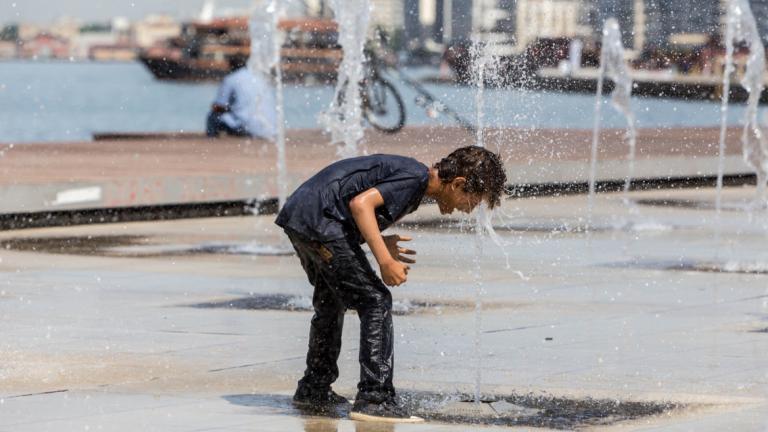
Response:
[1,187,768,431]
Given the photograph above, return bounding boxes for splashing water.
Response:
[717,0,768,212]
[715,4,768,424]
[250,0,288,208]
[470,41,499,149]
[470,39,490,406]
[468,40,526,405]
[322,0,372,158]
[472,222,484,406]
[588,19,637,224]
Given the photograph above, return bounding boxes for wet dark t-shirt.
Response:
[275,154,429,242]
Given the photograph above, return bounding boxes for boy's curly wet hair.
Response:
[433,146,507,208]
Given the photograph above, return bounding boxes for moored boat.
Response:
[139,17,341,82]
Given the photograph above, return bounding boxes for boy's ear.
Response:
[451,177,467,190]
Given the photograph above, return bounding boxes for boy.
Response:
[275,146,506,422]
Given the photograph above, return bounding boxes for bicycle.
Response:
[361,56,406,134]
[335,43,476,135]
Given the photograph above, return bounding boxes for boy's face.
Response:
[437,177,484,215]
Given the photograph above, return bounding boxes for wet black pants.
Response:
[286,229,395,403]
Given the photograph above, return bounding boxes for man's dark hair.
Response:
[228,54,249,71]
[433,146,507,208]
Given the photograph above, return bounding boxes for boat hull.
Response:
[139,55,229,82]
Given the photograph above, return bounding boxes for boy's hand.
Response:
[383,234,416,264]
[348,189,414,287]
[380,258,409,287]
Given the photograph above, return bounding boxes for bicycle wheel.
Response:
[363,77,406,134]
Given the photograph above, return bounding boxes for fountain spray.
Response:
[249,0,287,209]
[323,0,372,158]
[468,38,527,404]
[588,18,637,227]
[469,39,508,405]
[469,38,488,406]
[717,4,768,428]
[717,0,768,211]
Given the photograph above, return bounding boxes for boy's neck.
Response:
[425,168,442,199]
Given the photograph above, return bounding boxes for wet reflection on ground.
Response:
[223,391,682,429]
[635,198,764,212]
[188,294,486,316]
[0,235,293,257]
[398,219,616,234]
[605,259,768,275]
[398,218,680,235]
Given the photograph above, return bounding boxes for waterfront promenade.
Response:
[2,187,767,430]
[0,126,755,216]
[2,125,768,430]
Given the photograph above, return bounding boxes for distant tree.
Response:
[79,23,112,33]
[0,24,18,41]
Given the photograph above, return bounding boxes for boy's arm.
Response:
[349,188,410,287]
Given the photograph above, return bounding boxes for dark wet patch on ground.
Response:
[181,243,293,256]
[224,393,351,419]
[0,235,292,257]
[635,198,758,212]
[0,235,145,255]
[401,391,681,429]
[605,259,768,275]
[223,391,682,429]
[188,294,476,316]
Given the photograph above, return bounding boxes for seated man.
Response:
[206,54,277,139]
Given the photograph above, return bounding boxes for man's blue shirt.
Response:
[276,155,430,242]
[214,68,277,139]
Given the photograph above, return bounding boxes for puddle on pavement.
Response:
[400,219,610,234]
[0,235,144,255]
[188,294,471,316]
[635,198,758,212]
[0,235,292,257]
[224,390,681,429]
[400,219,675,235]
[607,259,768,275]
[112,242,294,257]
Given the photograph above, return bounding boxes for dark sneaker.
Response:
[292,386,350,407]
[350,399,424,423]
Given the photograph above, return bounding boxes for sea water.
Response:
[0,61,751,144]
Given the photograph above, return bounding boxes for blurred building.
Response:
[17,23,42,41]
[0,41,17,59]
[302,0,334,17]
[48,17,81,42]
[404,0,421,47]
[746,0,768,46]
[514,0,591,51]
[17,33,70,59]
[90,44,137,61]
[132,15,181,48]
[371,0,405,33]
[71,18,136,61]
[404,0,474,50]
[583,0,637,49]
[471,0,514,54]
[416,0,589,56]
[644,0,720,47]
[584,0,723,53]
